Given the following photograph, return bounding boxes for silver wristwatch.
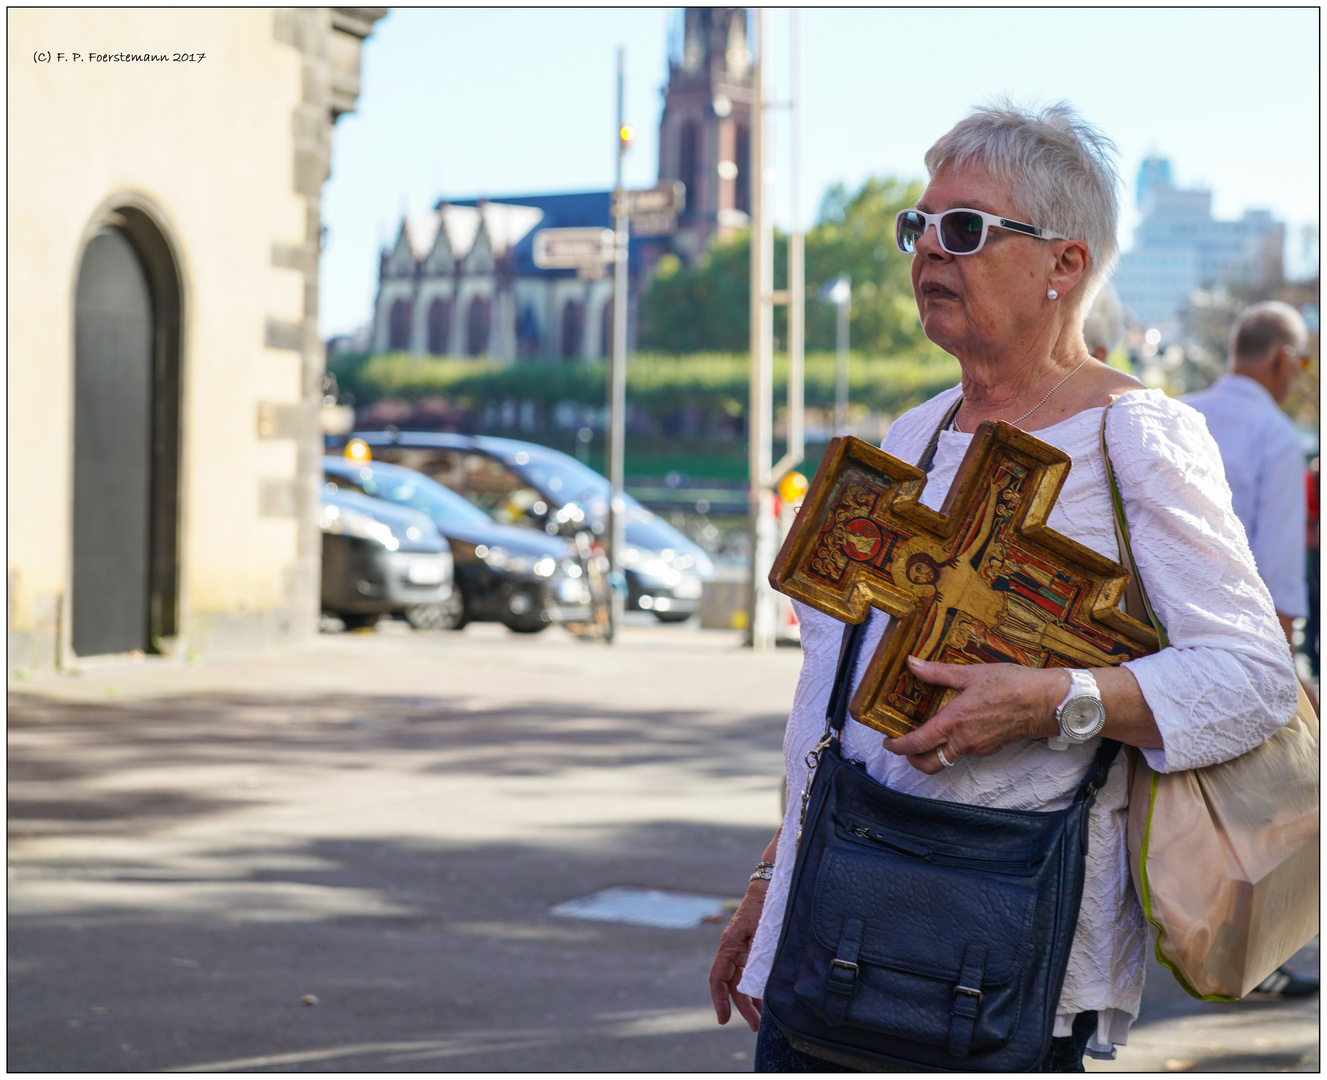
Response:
[1048,670,1106,750]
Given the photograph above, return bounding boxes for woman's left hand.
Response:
[708,881,768,1032]
[881,656,1064,774]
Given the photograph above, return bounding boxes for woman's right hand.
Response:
[708,879,768,1032]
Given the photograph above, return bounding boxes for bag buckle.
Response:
[954,983,983,1004]
[830,959,859,979]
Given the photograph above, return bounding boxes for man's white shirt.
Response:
[1184,373,1308,618]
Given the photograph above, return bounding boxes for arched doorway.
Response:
[388,298,412,350]
[465,295,491,356]
[71,208,182,657]
[426,296,451,355]
[560,299,584,360]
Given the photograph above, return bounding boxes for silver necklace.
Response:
[952,355,1092,434]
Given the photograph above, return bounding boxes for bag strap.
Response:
[917,394,964,475]
[1099,398,1170,648]
[826,620,869,738]
[1079,736,1123,798]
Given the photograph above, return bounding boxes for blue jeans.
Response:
[754,1008,1094,1072]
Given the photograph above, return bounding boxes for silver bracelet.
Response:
[749,861,775,883]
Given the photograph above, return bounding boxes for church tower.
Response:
[657,8,753,265]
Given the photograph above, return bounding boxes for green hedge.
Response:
[346,348,961,418]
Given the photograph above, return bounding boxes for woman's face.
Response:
[909,164,1055,359]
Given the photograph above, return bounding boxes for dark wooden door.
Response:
[72,227,154,656]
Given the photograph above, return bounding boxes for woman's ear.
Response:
[1047,239,1089,299]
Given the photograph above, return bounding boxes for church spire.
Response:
[658,8,753,264]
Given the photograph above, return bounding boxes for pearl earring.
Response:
[1047,288,1058,300]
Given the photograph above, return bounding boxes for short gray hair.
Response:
[1230,300,1308,366]
[1082,282,1124,355]
[924,100,1121,307]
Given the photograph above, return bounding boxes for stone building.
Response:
[371,192,633,363]
[8,7,384,672]
[369,7,753,363]
[656,7,753,265]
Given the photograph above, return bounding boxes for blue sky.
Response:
[320,7,1320,339]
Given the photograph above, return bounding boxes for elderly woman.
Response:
[709,102,1298,1071]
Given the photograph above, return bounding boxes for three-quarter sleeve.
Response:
[1109,394,1299,772]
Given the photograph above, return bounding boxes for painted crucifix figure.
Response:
[770,423,1158,738]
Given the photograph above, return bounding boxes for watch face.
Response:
[1062,697,1106,739]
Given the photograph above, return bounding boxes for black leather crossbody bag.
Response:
[765,401,1120,1071]
[765,620,1120,1070]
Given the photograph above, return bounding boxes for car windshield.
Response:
[330,466,492,529]
[503,447,608,506]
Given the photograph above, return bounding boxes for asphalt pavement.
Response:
[7,617,1319,1072]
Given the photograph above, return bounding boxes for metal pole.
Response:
[748,9,777,651]
[835,279,850,433]
[771,10,804,647]
[771,9,803,483]
[789,10,803,472]
[607,47,629,643]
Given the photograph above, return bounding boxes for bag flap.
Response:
[810,846,1037,985]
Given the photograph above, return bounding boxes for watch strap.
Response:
[1052,670,1104,746]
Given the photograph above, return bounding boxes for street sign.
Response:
[532,228,615,270]
[612,181,686,221]
[629,212,678,237]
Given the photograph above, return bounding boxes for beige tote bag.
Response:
[1101,399,1320,1001]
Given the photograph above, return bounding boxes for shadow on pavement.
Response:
[9,688,788,789]
[8,685,783,1072]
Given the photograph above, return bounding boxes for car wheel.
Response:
[653,611,693,623]
[339,612,381,631]
[421,591,469,634]
[504,617,549,634]
[404,603,447,630]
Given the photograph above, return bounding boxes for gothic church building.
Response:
[371,8,753,363]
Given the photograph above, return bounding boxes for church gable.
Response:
[437,204,482,270]
[462,221,495,276]
[421,227,454,276]
[384,228,417,278]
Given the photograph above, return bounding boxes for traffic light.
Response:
[618,124,635,154]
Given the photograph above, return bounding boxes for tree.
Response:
[638,175,931,355]
[804,176,928,355]
[637,244,752,353]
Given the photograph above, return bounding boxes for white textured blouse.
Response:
[737,386,1298,1054]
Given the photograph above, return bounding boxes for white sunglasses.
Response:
[895,208,1069,256]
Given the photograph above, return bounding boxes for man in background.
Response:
[1184,300,1316,1000]
[1184,301,1310,649]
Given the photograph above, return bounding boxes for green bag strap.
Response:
[1098,397,1168,649]
[1099,397,1237,1002]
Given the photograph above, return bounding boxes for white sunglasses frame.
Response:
[895,208,1069,256]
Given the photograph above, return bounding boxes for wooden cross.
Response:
[771,423,1159,738]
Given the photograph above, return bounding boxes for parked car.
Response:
[320,485,453,630]
[323,457,591,633]
[329,432,715,622]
